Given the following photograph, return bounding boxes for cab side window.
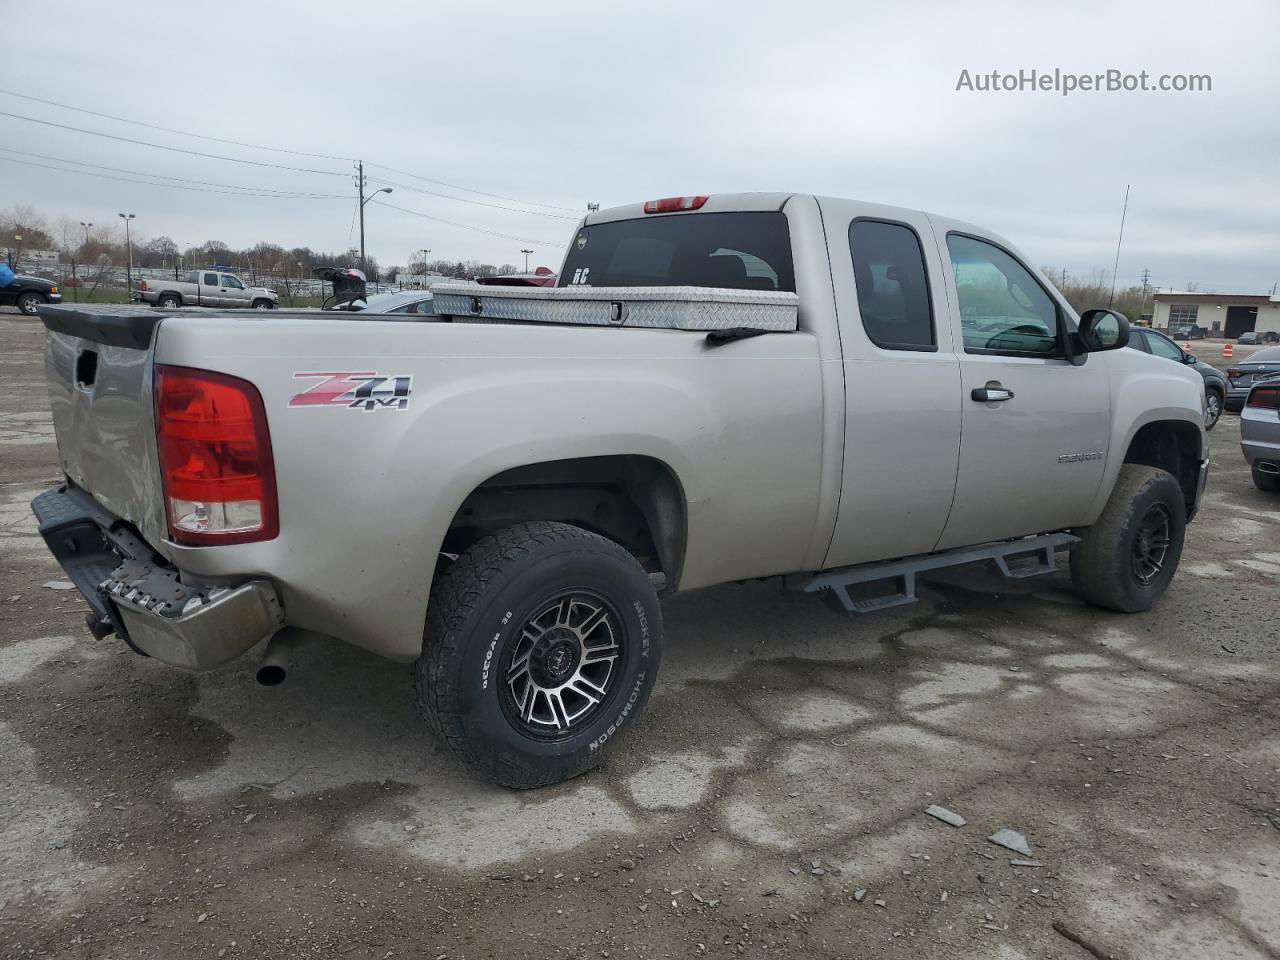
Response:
[848,220,935,350]
[947,235,1061,357]
[203,273,218,286]
[221,275,244,289]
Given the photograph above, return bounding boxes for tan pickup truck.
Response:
[133,269,278,309]
[33,192,1207,788]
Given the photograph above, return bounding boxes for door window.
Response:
[848,219,935,350]
[947,235,1061,357]
[221,275,245,289]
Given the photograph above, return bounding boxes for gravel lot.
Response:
[2,313,1278,960]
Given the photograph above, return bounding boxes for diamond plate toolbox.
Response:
[429,283,799,332]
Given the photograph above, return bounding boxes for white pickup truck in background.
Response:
[133,270,278,309]
[32,192,1207,788]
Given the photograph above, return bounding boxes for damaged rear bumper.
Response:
[31,484,283,671]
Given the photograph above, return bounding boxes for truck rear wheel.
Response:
[157,294,181,308]
[1069,464,1186,612]
[415,521,662,788]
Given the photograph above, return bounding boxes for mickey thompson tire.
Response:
[415,521,662,789]
[1070,464,1186,613]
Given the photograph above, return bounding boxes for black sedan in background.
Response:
[1130,327,1229,429]
[1225,346,1280,412]
[0,273,62,315]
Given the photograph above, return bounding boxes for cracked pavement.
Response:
[1,313,1278,959]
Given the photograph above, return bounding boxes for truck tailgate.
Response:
[40,306,168,549]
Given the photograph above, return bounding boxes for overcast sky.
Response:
[3,0,1277,292]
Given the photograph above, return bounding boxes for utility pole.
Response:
[1139,267,1151,322]
[521,249,533,272]
[586,202,600,213]
[356,160,365,272]
[355,160,392,275]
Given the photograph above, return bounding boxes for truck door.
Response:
[201,272,220,306]
[932,228,1110,549]
[220,273,249,306]
[818,201,962,568]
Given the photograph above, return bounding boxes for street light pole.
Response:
[118,213,136,296]
[355,160,394,274]
[75,222,93,305]
[520,249,533,273]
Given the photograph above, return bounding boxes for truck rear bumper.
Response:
[31,484,284,671]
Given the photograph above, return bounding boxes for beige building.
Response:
[1152,292,1280,339]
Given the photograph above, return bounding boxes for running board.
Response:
[790,532,1080,614]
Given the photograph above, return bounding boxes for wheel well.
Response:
[443,456,687,584]
[158,291,183,303]
[1123,421,1201,510]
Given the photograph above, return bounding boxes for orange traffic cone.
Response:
[1224,342,1234,358]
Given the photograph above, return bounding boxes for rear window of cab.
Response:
[559,211,795,292]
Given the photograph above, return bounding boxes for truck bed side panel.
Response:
[153,316,825,661]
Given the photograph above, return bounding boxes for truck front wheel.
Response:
[1069,464,1186,612]
[415,521,662,788]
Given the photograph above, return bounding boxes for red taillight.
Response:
[643,195,708,214]
[1226,367,1241,381]
[154,365,278,545]
[1247,385,1280,410]
[138,280,149,291]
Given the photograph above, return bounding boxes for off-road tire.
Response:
[157,294,181,308]
[415,521,662,789]
[1070,464,1186,612]
[16,292,44,315]
[1252,463,1280,493]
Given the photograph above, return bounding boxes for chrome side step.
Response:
[789,532,1080,614]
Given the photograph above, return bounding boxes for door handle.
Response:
[971,383,1014,402]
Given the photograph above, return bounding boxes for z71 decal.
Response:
[290,371,413,411]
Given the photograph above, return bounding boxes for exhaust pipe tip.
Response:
[255,627,306,686]
[256,663,287,686]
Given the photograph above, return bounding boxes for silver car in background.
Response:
[1241,372,1280,492]
[337,289,436,315]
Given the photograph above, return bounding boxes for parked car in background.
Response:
[337,289,436,315]
[1241,374,1280,492]
[133,271,278,309]
[1168,323,1207,340]
[1,273,63,315]
[1238,330,1280,345]
[1130,327,1228,429]
[1225,346,1280,411]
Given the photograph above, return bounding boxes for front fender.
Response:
[1083,361,1206,523]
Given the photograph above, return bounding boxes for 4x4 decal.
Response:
[289,371,413,411]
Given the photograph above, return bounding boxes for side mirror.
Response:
[1077,308,1130,352]
[1185,353,1198,364]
